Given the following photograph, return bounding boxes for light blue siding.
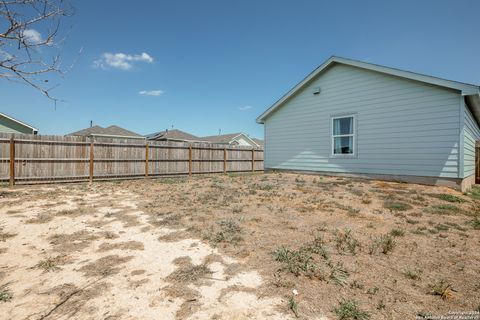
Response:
[463,104,480,178]
[264,64,462,178]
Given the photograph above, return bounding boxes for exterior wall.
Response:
[0,116,35,134]
[264,63,462,178]
[463,101,480,178]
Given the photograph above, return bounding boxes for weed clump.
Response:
[204,219,243,246]
[272,247,322,279]
[334,228,360,255]
[384,201,412,212]
[334,299,370,320]
[0,283,13,302]
[369,234,396,255]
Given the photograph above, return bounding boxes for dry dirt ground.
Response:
[0,173,479,320]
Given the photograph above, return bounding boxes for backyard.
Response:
[0,172,479,319]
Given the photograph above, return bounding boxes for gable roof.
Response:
[202,132,260,147]
[145,129,203,142]
[0,112,38,133]
[257,56,480,124]
[252,138,264,147]
[68,125,143,139]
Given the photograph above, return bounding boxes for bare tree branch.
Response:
[0,0,73,101]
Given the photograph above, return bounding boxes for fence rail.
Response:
[0,133,263,185]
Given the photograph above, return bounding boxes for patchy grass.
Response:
[1,173,480,319]
[429,204,460,215]
[334,299,370,320]
[384,201,412,212]
[431,194,466,203]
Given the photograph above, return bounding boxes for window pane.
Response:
[333,117,353,135]
[334,136,353,154]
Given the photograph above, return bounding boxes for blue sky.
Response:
[2,0,480,138]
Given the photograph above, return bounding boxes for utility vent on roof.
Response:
[313,87,321,95]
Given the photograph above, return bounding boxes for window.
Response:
[332,115,355,156]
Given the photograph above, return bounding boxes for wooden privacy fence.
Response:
[0,134,263,185]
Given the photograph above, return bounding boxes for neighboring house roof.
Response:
[145,129,204,142]
[252,138,264,147]
[68,125,144,139]
[256,56,480,124]
[0,112,38,133]
[202,132,260,148]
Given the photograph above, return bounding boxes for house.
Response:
[256,56,480,191]
[145,129,205,143]
[252,138,264,148]
[202,132,261,148]
[0,112,38,135]
[68,125,144,140]
[146,129,262,148]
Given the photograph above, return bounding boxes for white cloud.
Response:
[94,52,154,70]
[238,105,252,111]
[22,29,43,45]
[139,90,164,96]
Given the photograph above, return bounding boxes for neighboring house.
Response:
[145,129,205,143]
[146,129,261,148]
[0,112,38,135]
[252,138,264,148]
[256,56,480,191]
[68,125,144,140]
[202,132,260,148]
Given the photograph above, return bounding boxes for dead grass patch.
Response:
[78,255,133,277]
[97,241,144,252]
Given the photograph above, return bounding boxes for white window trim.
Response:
[331,114,357,158]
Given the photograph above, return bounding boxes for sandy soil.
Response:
[0,173,479,319]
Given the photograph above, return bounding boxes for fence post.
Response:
[223,147,227,173]
[251,148,255,172]
[145,143,149,178]
[189,145,192,176]
[9,137,15,186]
[89,140,94,183]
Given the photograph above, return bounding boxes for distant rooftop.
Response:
[68,125,144,139]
